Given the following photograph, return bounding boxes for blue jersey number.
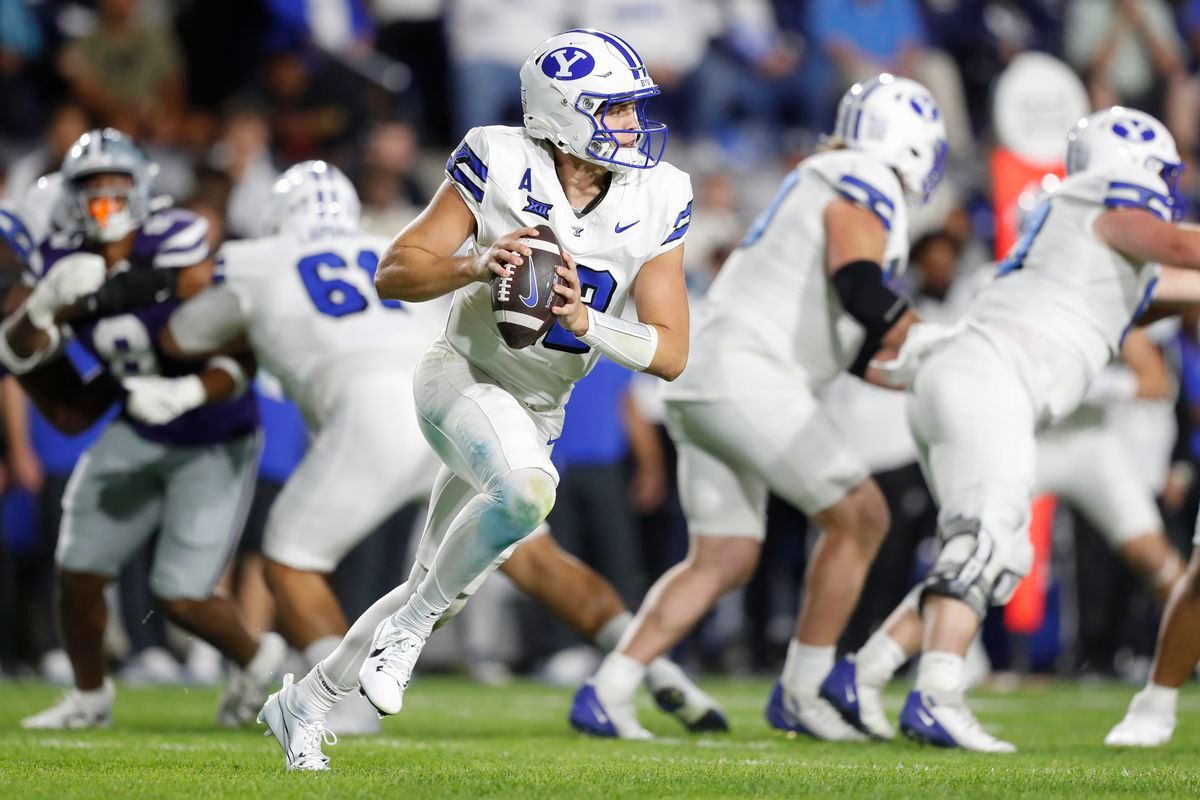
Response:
[542,264,617,354]
[297,249,402,318]
[996,202,1051,277]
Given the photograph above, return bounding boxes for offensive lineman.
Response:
[574,74,949,740]
[1,129,285,730]
[128,161,721,755]
[829,107,1200,752]
[253,29,694,768]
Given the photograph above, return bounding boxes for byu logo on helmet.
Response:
[542,48,595,81]
[909,95,940,121]
[1112,117,1156,142]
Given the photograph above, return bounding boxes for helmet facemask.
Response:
[69,173,141,243]
[575,89,667,171]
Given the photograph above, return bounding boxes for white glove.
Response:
[869,321,962,387]
[26,252,107,329]
[123,374,207,425]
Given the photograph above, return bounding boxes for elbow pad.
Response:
[831,260,909,338]
[80,267,177,317]
[577,307,659,372]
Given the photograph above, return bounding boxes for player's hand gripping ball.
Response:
[490,224,566,349]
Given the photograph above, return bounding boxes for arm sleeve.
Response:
[445,127,491,230]
[167,285,249,355]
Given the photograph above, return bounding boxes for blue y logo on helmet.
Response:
[542,47,595,81]
[909,95,940,121]
[1112,118,1157,142]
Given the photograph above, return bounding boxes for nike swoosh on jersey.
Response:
[519,263,538,307]
[614,220,640,234]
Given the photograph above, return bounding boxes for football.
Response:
[491,224,565,349]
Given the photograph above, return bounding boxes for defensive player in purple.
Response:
[0,129,286,730]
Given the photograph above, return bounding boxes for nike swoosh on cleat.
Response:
[614,220,640,234]
[368,648,385,658]
[916,708,936,727]
[845,685,857,704]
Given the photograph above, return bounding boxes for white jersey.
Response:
[669,149,910,398]
[214,230,437,423]
[969,166,1166,421]
[443,125,692,409]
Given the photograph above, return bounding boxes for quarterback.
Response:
[256,28,691,768]
[574,74,949,740]
[831,107,1200,752]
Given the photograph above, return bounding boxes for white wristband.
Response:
[1083,368,1138,406]
[577,306,659,372]
[205,355,249,398]
[0,310,60,374]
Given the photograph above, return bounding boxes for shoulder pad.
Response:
[810,151,902,231]
[445,126,493,207]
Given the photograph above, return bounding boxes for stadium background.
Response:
[0,0,1197,697]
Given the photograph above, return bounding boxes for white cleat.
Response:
[217,632,288,728]
[569,683,653,739]
[257,673,337,771]
[765,681,867,742]
[21,678,115,730]
[1105,689,1176,748]
[900,690,1016,753]
[819,658,895,740]
[358,618,425,716]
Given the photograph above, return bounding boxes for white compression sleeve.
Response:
[576,307,659,372]
[167,286,248,355]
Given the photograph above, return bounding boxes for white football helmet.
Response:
[263,160,361,237]
[833,74,948,204]
[1066,107,1185,220]
[520,29,666,171]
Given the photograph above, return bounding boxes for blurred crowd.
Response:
[3,0,1200,689]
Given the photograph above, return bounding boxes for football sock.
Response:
[594,611,634,652]
[593,652,646,703]
[856,632,909,688]
[782,640,835,698]
[915,650,965,698]
[315,576,420,695]
[290,662,342,719]
[1140,682,1180,716]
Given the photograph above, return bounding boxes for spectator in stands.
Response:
[2,104,88,204]
[208,100,277,239]
[0,0,45,140]
[356,120,427,238]
[1064,0,1185,117]
[804,0,927,128]
[58,0,186,142]
[445,0,569,133]
[258,44,368,163]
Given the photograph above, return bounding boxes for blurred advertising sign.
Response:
[991,53,1089,258]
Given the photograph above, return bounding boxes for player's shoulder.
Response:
[1057,166,1173,222]
[136,206,211,268]
[0,205,37,266]
[805,149,903,230]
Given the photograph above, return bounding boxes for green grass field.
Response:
[0,677,1197,798]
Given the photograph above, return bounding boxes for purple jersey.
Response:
[39,208,259,447]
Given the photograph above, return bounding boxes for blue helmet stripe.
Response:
[567,28,644,76]
[607,30,648,77]
[849,77,886,140]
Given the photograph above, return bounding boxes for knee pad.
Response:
[485,468,556,548]
[920,516,1029,618]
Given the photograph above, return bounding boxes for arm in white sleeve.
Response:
[577,306,659,372]
[167,285,249,356]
